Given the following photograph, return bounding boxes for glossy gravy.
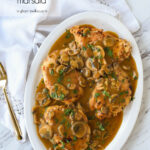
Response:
[34,25,138,150]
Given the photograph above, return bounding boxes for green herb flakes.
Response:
[51,92,58,99]
[95,93,100,98]
[82,46,87,51]
[104,47,113,57]
[73,136,77,141]
[97,122,105,131]
[66,29,71,39]
[64,109,73,116]
[82,29,90,37]
[73,89,78,94]
[60,93,65,100]
[102,90,110,98]
[87,44,95,50]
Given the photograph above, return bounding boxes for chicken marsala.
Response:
[33,24,138,150]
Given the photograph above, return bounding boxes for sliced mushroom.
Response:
[100,106,108,114]
[50,83,69,101]
[90,140,100,149]
[48,111,55,120]
[69,41,77,50]
[93,71,101,79]
[32,106,42,124]
[96,81,104,91]
[68,49,80,56]
[56,65,67,74]
[35,92,51,106]
[72,121,87,138]
[44,51,59,69]
[59,49,70,65]
[109,94,118,103]
[81,67,91,78]
[122,65,131,70]
[93,129,101,136]
[68,42,80,56]
[78,76,86,87]
[36,92,46,101]
[44,109,55,125]
[58,124,65,137]
[87,77,95,87]
[39,124,53,139]
[86,58,99,71]
[103,35,116,47]
[70,55,84,69]
[93,45,105,58]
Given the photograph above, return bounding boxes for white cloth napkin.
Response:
[0,0,140,142]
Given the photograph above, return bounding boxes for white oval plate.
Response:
[24,11,143,150]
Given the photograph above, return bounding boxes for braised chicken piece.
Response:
[70,25,104,48]
[103,32,132,62]
[113,38,132,62]
[42,105,91,150]
[42,49,85,104]
[89,64,132,120]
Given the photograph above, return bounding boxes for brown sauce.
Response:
[33,25,138,150]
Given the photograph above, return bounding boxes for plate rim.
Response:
[24,11,143,150]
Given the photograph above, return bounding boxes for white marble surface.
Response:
[0,0,150,150]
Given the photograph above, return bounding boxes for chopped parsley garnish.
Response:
[64,132,67,137]
[87,44,95,50]
[53,144,58,149]
[97,55,103,59]
[51,92,58,99]
[73,89,78,94]
[102,90,110,98]
[60,93,65,100]
[73,136,77,141]
[119,91,128,95]
[134,76,138,80]
[55,85,58,91]
[110,72,117,80]
[54,118,59,123]
[43,88,49,94]
[82,46,87,51]
[95,93,100,98]
[57,75,63,83]
[61,141,65,149]
[104,47,113,57]
[66,122,71,128]
[50,69,54,75]
[122,79,125,83]
[67,78,71,82]
[87,147,92,150]
[60,118,66,124]
[41,80,44,84]
[66,29,71,39]
[120,99,125,103]
[97,122,105,131]
[82,29,90,37]
[64,109,74,116]
[59,69,64,75]
[67,83,71,88]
